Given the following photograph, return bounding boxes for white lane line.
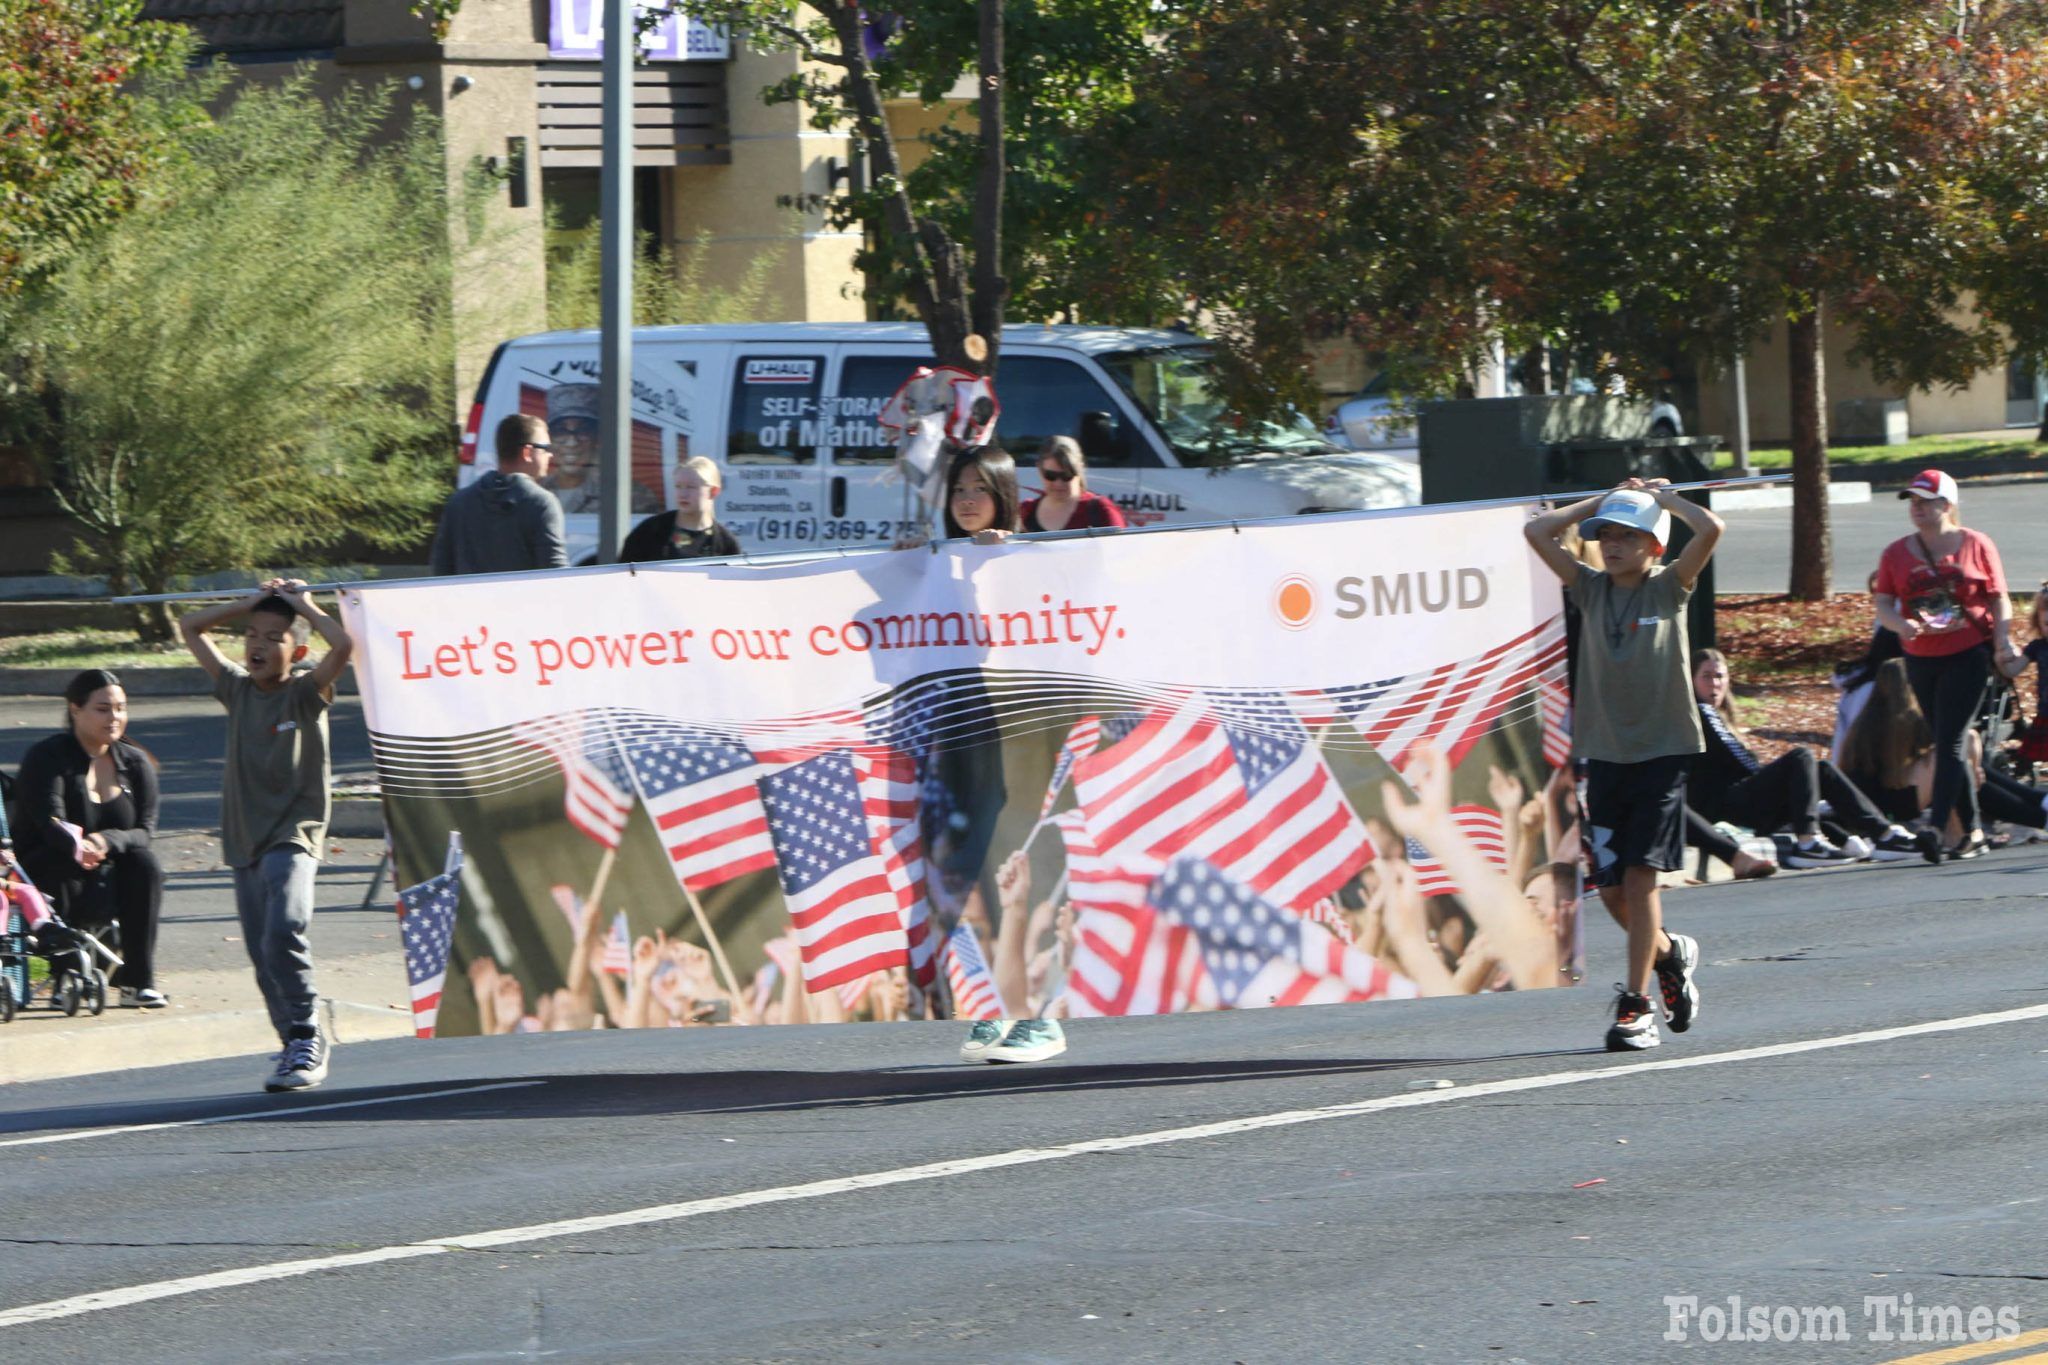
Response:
[0,1081,545,1149]
[3,1001,2045,1327]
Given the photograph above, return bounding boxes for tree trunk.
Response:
[824,2,973,369]
[968,0,1006,376]
[134,564,176,650]
[1786,303,1830,601]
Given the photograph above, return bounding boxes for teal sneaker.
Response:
[988,1017,1067,1064]
[959,1017,1012,1062]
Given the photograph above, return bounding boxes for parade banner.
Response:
[342,503,1584,1038]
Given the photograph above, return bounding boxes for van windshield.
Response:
[1098,346,1338,467]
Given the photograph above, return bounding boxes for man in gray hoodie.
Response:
[429,414,569,575]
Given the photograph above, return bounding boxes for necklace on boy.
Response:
[1605,580,1644,648]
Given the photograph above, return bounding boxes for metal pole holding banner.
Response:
[104,476,1794,605]
[595,0,634,565]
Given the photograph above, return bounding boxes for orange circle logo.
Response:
[1274,575,1316,629]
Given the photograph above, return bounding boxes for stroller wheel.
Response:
[0,978,14,1023]
[86,973,106,1017]
[59,976,81,1017]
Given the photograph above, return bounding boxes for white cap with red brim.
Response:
[1898,468,1959,506]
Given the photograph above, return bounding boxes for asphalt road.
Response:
[1716,479,2048,595]
[2,848,2045,1362]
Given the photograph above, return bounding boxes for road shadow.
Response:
[0,1047,1590,1138]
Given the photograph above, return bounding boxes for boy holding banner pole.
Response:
[1524,479,1722,1052]
[179,580,354,1089]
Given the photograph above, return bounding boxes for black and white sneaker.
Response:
[264,1024,329,1092]
[1606,989,1661,1052]
[1773,834,1857,869]
[1868,829,1925,863]
[1654,931,1701,1034]
[1947,831,1991,861]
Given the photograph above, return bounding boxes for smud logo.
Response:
[1274,575,1316,629]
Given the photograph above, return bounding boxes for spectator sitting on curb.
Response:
[1689,648,1927,868]
[178,580,353,1092]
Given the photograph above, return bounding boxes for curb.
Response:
[0,999,415,1086]
[1714,481,1870,511]
[0,667,360,698]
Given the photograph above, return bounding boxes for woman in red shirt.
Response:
[1872,469,2020,860]
[1020,437,1127,533]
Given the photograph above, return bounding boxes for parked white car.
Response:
[462,324,1422,561]
[1323,374,1684,454]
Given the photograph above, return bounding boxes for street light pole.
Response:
[596,0,634,563]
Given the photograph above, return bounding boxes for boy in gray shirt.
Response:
[1526,479,1722,1052]
[180,579,354,1090]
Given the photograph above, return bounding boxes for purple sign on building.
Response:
[549,0,730,61]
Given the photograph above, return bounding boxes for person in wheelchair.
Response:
[12,670,165,1007]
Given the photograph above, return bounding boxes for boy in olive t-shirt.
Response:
[180,580,354,1092]
[1525,480,1723,1053]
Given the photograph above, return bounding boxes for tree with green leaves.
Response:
[672,0,1010,373]
[1,75,459,640]
[0,0,194,291]
[1095,1,2048,598]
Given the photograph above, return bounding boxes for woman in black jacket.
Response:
[1689,649,1930,869]
[14,670,166,1006]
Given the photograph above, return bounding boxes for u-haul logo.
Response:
[743,359,816,384]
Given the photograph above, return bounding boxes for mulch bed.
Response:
[1712,594,1879,760]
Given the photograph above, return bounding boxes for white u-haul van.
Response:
[459,323,1421,561]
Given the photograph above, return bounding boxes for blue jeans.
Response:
[232,846,319,1039]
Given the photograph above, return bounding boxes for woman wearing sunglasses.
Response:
[1020,436,1127,533]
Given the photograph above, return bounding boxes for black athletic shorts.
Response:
[1585,754,1692,889]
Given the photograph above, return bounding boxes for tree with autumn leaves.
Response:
[1092,1,2048,598]
[0,0,192,291]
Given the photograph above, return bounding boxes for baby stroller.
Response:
[1979,670,2028,783]
[0,773,111,1022]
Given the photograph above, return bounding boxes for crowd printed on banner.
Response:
[391,595,1127,688]
[387,680,1578,1035]
[358,506,1584,1037]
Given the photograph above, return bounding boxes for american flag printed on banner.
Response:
[1329,620,1568,773]
[1406,804,1511,898]
[398,865,462,1038]
[1539,673,1572,770]
[514,712,636,849]
[1149,856,1418,1009]
[1302,897,1355,945]
[757,750,910,992]
[1054,809,1207,1017]
[600,911,632,976]
[834,971,875,1014]
[624,723,776,891]
[1073,695,1371,914]
[1040,717,1102,817]
[853,748,936,989]
[943,920,1006,1020]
